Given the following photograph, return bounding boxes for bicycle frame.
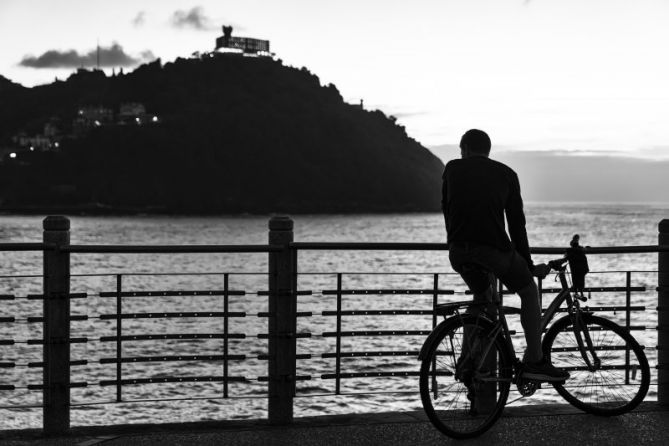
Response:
[539,265,600,372]
[539,269,574,333]
[443,261,599,378]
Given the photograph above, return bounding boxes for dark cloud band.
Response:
[19,43,155,69]
[171,6,213,30]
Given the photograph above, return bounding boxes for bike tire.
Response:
[419,315,512,439]
[543,314,650,416]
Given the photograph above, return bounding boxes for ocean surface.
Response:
[0,202,667,429]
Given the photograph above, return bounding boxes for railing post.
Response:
[658,219,669,406]
[268,216,296,424]
[42,216,71,435]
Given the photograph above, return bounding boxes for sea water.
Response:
[0,202,667,429]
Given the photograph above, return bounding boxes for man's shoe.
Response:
[522,358,570,382]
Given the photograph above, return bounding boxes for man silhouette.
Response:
[442,129,568,382]
[566,234,589,296]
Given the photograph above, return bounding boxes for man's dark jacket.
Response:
[442,155,533,269]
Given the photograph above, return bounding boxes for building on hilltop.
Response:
[214,26,272,57]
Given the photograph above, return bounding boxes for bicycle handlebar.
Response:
[548,257,568,271]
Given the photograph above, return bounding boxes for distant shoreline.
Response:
[1,201,667,218]
[0,205,442,217]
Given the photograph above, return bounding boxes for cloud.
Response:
[391,111,428,119]
[171,6,215,30]
[132,11,146,27]
[19,43,155,69]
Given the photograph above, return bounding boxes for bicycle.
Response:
[418,257,650,439]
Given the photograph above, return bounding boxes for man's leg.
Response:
[517,280,570,381]
[469,285,494,315]
[516,282,543,363]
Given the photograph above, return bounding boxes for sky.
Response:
[1,0,668,201]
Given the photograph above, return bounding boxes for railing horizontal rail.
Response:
[26,293,87,300]
[323,330,432,337]
[531,286,646,294]
[100,354,246,364]
[322,371,421,379]
[257,333,311,339]
[554,326,646,332]
[322,310,433,316]
[257,354,312,360]
[258,375,311,382]
[291,242,450,250]
[27,382,87,390]
[322,289,454,295]
[291,242,669,253]
[2,242,667,254]
[27,337,88,344]
[99,290,245,297]
[550,306,646,313]
[0,243,49,251]
[99,333,244,342]
[65,244,281,254]
[561,365,643,372]
[99,312,246,320]
[257,311,313,317]
[99,376,246,386]
[322,351,420,358]
[27,315,88,323]
[551,346,641,353]
[27,360,87,367]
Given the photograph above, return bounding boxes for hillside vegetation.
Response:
[0,56,443,213]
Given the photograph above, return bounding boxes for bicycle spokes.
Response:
[420,316,512,439]
[573,313,600,372]
[543,314,649,416]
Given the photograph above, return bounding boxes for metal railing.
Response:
[0,215,667,434]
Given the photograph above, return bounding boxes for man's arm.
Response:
[506,172,533,270]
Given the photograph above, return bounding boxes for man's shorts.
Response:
[449,242,534,294]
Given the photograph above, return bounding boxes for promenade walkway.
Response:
[1,403,667,446]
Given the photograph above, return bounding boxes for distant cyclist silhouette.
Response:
[442,129,568,382]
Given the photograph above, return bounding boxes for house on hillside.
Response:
[12,132,51,151]
[73,105,114,135]
[118,102,147,125]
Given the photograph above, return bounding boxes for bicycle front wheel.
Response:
[543,314,650,415]
[419,315,512,439]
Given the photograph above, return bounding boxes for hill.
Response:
[0,56,444,213]
[0,75,25,93]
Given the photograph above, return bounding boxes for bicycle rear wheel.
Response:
[543,314,650,415]
[419,315,512,439]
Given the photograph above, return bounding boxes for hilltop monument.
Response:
[215,26,271,56]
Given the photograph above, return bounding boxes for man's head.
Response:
[460,129,491,158]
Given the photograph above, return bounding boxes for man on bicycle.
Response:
[442,129,569,382]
